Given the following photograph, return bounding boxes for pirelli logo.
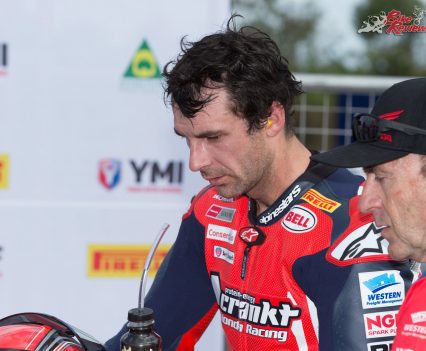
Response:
[0,154,9,189]
[301,189,341,213]
[87,244,171,278]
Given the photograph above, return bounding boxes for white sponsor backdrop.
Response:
[0,0,230,348]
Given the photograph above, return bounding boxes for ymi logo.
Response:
[98,159,121,190]
[358,6,426,35]
[98,158,184,193]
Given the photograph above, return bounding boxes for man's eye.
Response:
[206,135,220,141]
[374,174,385,183]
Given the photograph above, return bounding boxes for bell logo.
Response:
[124,39,161,79]
[282,205,317,233]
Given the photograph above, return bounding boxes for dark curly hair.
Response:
[163,15,303,134]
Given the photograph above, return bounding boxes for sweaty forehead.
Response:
[173,95,244,135]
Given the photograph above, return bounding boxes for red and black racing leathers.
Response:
[106,164,419,351]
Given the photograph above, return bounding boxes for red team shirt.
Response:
[393,276,426,350]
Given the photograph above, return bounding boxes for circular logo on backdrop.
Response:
[282,205,317,233]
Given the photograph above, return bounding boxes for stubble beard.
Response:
[216,159,268,200]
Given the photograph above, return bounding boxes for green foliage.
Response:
[231,0,426,75]
[232,0,319,70]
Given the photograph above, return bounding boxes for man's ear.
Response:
[265,101,285,137]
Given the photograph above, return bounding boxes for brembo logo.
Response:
[259,185,301,224]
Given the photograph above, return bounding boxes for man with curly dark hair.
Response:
[106,17,417,351]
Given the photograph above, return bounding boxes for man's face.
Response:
[359,153,426,262]
[173,88,273,199]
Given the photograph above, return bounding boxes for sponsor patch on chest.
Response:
[281,205,317,233]
[358,270,405,309]
[213,245,235,264]
[206,224,237,244]
[205,204,236,223]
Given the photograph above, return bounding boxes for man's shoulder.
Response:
[317,166,366,200]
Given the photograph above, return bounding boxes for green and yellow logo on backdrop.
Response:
[124,39,161,79]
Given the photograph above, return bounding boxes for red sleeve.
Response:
[392,277,426,349]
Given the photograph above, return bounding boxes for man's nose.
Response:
[188,140,210,172]
[358,174,382,214]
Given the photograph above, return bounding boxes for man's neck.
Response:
[251,139,312,215]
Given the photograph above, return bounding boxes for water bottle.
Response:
[120,307,162,351]
[121,224,170,351]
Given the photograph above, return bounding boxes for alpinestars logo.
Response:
[339,223,385,259]
[210,273,301,343]
[327,222,389,266]
[239,228,259,243]
[259,185,301,224]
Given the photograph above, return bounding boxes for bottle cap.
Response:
[127,308,155,326]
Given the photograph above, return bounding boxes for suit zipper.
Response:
[241,245,251,280]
